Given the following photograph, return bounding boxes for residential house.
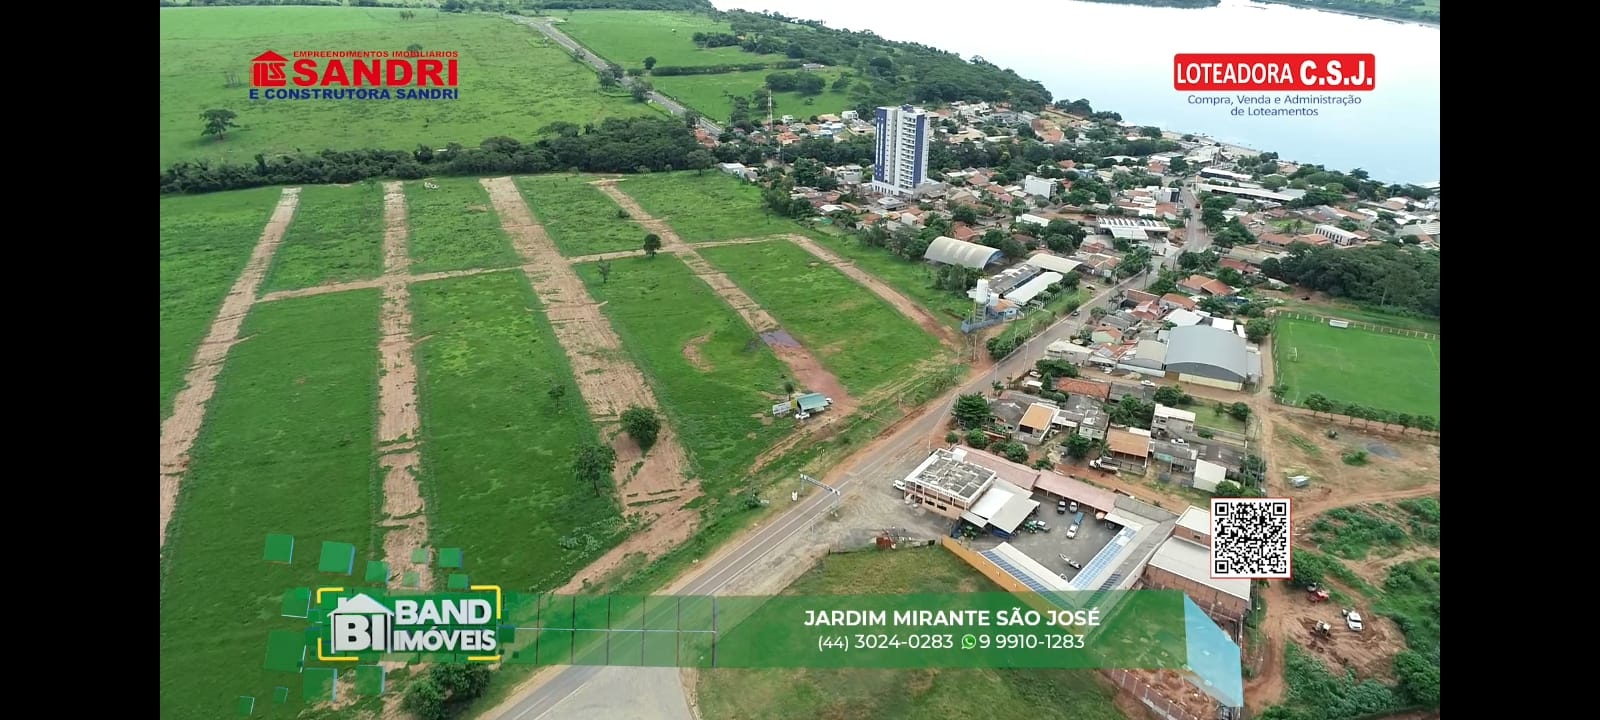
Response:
[1200,278,1236,296]
[1105,427,1151,470]
[1218,258,1256,275]
[1152,404,1197,437]
[1256,232,1297,248]
[1195,440,1246,474]
[1055,377,1113,403]
[1123,289,1158,306]
[1177,275,1212,295]
[1120,339,1168,374]
[1055,393,1109,441]
[1023,175,1058,198]
[988,396,1032,433]
[1150,439,1199,476]
[1160,293,1198,311]
[1044,340,1094,365]
[1191,460,1229,492]
[1164,308,1205,327]
[1017,403,1059,445]
[1091,326,1124,345]
[1099,313,1134,332]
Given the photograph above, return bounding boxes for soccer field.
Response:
[1274,317,1440,418]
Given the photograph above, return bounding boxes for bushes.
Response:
[159,117,701,194]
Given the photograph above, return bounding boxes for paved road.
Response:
[508,14,725,138]
[492,276,1142,720]
[1173,180,1210,269]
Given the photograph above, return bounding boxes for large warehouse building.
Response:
[924,236,1004,269]
[1164,325,1257,391]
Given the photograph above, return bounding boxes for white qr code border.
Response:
[1209,497,1292,580]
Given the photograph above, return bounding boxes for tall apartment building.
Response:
[872,105,931,196]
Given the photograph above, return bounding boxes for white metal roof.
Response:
[991,542,1072,591]
[1003,271,1064,305]
[1108,225,1149,240]
[1177,506,1210,535]
[1209,317,1236,333]
[969,479,1028,519]
[924,236,1003,269]
[1025,254,1083,275]
[990,494,1041,533]
[1154,404,1197,422]
[1193,461,1228,492]
[1166,309,1204,327]
[1149,537,1251,600]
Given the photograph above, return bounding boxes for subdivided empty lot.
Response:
[554,10,788,69]
[260,182,385,293]
[1273,317,1440,418]
[697,241,945,396]
[575,254,792,496]
[610,172,800,242]
[651,68,852,123]
[159,6,652,167]
[403,177,522,273]
[410,272,628,591]
[160,187,286,420]
[159,291,380,720]
[517,174,645,256]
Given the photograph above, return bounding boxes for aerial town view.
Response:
[158,1,1439,720]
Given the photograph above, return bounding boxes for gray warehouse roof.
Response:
[925,236,1003,269]
[1165,325,1249,383]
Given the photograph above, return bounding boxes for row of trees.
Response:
[1258,0,1438,23]
[160,117,710,194]
[650,60,799,76]
[1258,242,1440,317]
[1293,391,1438,434]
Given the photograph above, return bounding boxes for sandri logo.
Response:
[316,587,503,662]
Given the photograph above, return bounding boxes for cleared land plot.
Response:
[612,172,799,242]
[806,228,969,326]
[517,174,646,256]
[1274,317,1439,417]
[554,10,787,69]
[574,255,791,495]
[410,272,627,592]
[159,187,285,420]
[159,290,380,720]
[699,241,944,396]
[404,177,521,273]
[261,182,385,293]
[159,7,653,168]
[697,547,1128,720]
[651,68,852,122]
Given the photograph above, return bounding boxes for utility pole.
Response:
[799,474,841,513]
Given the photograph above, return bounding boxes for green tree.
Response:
[1393,650,1440,707]
[965,429,990,449]
[597,259,613,284]
[1064,433,1093,459]
[621,406,661,451]
[643,233,662,257]
[200,108,238,140]
[1228,402,1251,421]
[547,383,566,406]
[431,662,491,699]
[407,42,424,53]
[643,55,657,71]
[1152,385,1187,407]
[574,442,617,496]
[953,393,992,429]
[1245,317,1272,343]
[999,441,1029,464]
[685,149,715,175]
[402,676,447,720]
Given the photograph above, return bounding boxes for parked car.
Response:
[1345,611,1364,632]
[1140,379,1155,387]
[1057,500,1068,514]
[1171,437,1187,445]
[1069,501,1079,513]
[1071,310,1081,316]
[1066,524,1079,539]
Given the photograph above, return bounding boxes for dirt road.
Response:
[373,181,432,591]
[159,187,301,551]
[480,177,699,586]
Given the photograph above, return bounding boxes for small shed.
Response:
[795,393,831,413]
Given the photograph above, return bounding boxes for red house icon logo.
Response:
[252,51,288,88]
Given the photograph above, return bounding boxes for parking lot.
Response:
[973,491,1123,584]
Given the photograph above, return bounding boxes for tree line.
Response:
[160,117,707,194]
[1293,391,1438,434]
[1259,243,1439,317]
[1256,0,1438,24]
[649,60,801,76]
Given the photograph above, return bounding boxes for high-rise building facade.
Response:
[871,105,930,196]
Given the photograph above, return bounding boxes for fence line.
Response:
[1273,311,1439,340]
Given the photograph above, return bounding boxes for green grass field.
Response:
[160,6,653,168]
[159,290,381,720]
[575,255,792,494]
[404,177,521,272]
[516,174,646,256]
[554,10,787,69]
[262,182,386,293]
[612,172,801,242]
[700,241,946,396]
[651,68,852,123]
[160,187,283,421]
[1274,317,1440,417]
[697,547,1128,720]
[1276,300,1439,334]
[806,228,968,327]
[410,272,627,592]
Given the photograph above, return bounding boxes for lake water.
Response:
[710,0,1439,185]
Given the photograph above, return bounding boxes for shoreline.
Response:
[1246,0,1440,28]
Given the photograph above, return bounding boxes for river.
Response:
[710,0,1439,185]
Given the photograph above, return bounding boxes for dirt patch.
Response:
[1349,545,1439,587]
[257,266,512,303]
[1268,415,1439,515]
[682,333,713,371]
[771,343,856,417]
[759,329,800,348]
[784,233,959,349]
[160,186,302,550]
[1294,611,1406,682]
[1364,440,1401,459]
[374,182,433,591]
[480,176,700,587]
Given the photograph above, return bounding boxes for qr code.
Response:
[1210,498,1292,579]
